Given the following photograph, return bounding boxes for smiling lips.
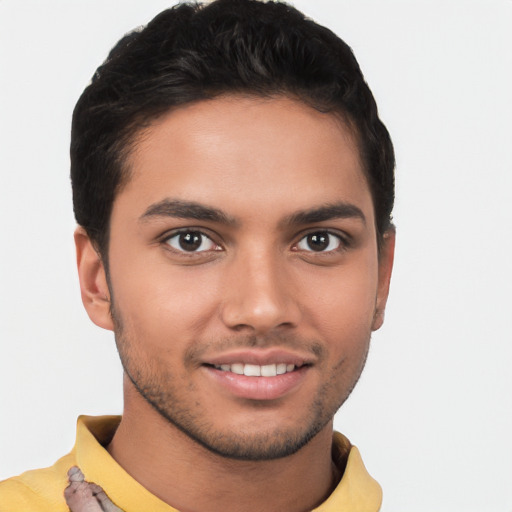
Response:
[214,363,297,377]
[203,350,312,400]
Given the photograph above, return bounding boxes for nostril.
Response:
[232,323,252,332]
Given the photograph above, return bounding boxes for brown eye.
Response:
[297,232,342,252]
[166,231,219,252]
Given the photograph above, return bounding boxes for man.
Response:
[0,0,395,510]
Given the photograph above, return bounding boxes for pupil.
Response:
[307,233,329,251]
[179,232,202,251]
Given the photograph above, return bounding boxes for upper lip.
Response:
[203,348,316,367]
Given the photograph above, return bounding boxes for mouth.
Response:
[201,350,313,400]
[207,362,302,377]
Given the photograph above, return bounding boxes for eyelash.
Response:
[162,229,222,254]
[294,230,349,254]
[161,228,349,256]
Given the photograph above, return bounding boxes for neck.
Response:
[107,378,342,512]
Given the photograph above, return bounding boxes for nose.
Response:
[220,249,302,334]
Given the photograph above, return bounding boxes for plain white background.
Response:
[1,1,511,511]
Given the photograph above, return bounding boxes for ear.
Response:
[372,228,396,331]
[74,227,114,331]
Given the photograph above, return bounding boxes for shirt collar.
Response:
[74,416,381,512]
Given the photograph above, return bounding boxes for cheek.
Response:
[299,258,379,338]
[110,254,221,347]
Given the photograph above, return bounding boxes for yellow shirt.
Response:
[0,416,382,511]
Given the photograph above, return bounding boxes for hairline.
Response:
[91,91,387,264]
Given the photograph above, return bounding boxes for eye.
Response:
[296,231,343,252]
[165,231,220,253]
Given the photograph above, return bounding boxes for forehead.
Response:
[117,95,374,226]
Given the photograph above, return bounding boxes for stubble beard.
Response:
[110,302,371,462]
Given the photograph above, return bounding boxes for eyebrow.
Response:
[140,198,366,227]
[282,202,366,227]
[140,198,237,225]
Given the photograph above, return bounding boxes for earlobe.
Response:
[372,228,396,331]
[74,227,114,331]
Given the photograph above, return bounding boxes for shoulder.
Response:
[0,453,74,512]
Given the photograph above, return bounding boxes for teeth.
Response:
[261,364,276,377]
[276,363,287,375]
[231,363,244,375]
[214,363,297,376]
[244,364,261,377]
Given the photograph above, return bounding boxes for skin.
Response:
[74,95,394,512]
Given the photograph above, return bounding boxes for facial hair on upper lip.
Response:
[182,333,326,369]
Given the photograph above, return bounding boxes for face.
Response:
[79,95,394,460]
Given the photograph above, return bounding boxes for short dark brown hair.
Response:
[71,0,395,256]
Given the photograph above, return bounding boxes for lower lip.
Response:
[204,366,309,401]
